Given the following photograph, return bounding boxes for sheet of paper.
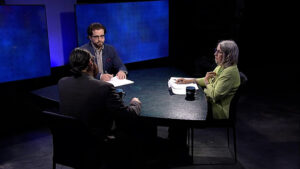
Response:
[168,77,199,95]
[107,76,134,87]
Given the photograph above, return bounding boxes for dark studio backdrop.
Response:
[75,1,169,64]
[0,0,297,135]
[0,5,51,84]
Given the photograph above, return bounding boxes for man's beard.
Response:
[93,41,103,49]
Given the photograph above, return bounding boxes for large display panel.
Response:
[76,0,169,64]
[0,5,51,83]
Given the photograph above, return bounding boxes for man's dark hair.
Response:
[69,48,91,78]
[87,22,106,37]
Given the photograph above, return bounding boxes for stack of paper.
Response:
[168,77,198,95]
[107,76,134,87]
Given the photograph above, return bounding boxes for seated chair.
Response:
[41,111,107,169]
[189,72,248,164]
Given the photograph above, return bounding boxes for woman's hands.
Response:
[204,72,216,85]
[175,78,196,84]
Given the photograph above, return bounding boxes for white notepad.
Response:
[107,76,134,87]
[168,77,198,95]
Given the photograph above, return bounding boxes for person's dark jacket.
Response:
[58,73,141,139]
[80,42,127,78]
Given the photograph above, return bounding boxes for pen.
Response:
[105,71,114,78]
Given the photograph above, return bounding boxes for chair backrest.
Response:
[41,111,104,169]
[228,72,248,122]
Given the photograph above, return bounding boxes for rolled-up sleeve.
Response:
[195,77,206,87]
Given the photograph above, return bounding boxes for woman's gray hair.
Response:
[218,40,239,68]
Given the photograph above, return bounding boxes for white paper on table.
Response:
[168,77,199,95]
[107,76,134,87]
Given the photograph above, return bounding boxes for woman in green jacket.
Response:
[176,40,240,119]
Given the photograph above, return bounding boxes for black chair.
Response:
[189,72,248,164]
[41,111,107,169]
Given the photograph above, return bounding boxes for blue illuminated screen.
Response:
[0,5,51,83]
[76,1,169,64]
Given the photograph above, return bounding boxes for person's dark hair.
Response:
[218,40,239,68]
[87,22,106,37]
[69,48,92,78]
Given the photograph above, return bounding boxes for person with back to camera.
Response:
[80,22,127,82]
[176,40,240,119]
[58,48,142,168]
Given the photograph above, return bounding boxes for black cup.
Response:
[116,88,125,99]
[185,86,195,101]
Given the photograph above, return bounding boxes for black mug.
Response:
[185,86,195,101]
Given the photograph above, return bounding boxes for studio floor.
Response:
[0,90,299,169]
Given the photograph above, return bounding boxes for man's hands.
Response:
[100,70,126,81]
[131,97,141,116]
[131,97,141,104]
[100,73,113,81]
[116,70,126,80]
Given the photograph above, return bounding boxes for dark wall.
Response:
[170,0,297,94]
[236,1,296,93]
[0,65,70,135]
[169,0,238,77]
[0,0,297,134]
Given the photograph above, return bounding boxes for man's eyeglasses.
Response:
[92,35,105,39]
